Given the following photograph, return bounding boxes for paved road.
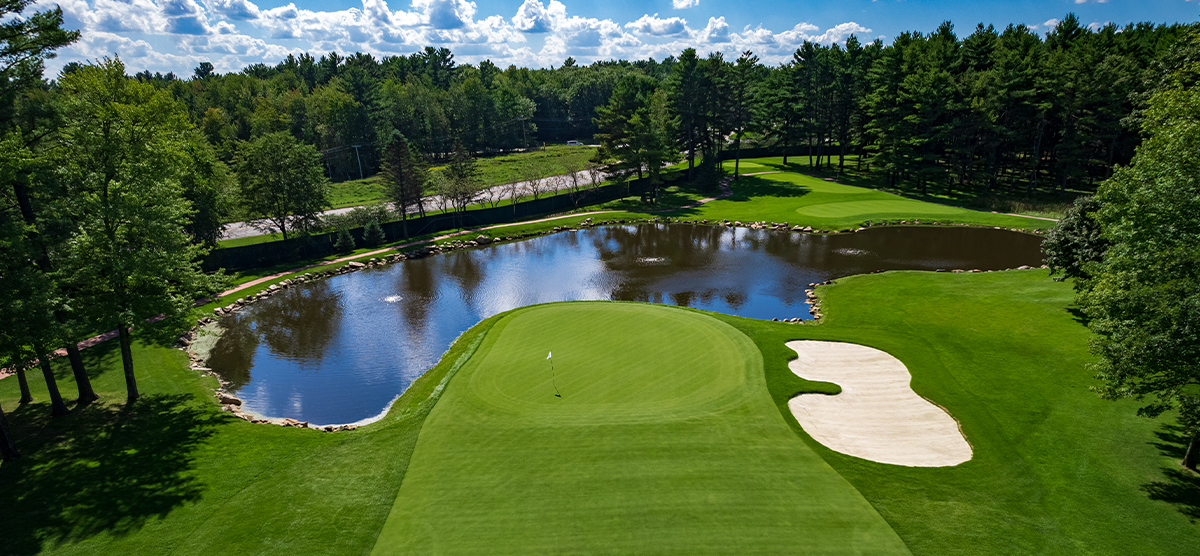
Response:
[220,170,605,241]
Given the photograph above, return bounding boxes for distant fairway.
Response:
[679,163,1052,231]
[795,199,965,219]
[371,302,909,555]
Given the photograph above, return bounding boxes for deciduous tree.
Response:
[52,58,226,402]
[1081,51,1200,468]
[236,131,331,240]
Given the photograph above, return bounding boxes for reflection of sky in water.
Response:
[206,224,1044,425]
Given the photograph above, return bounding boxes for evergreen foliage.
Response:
[363,218,385,246]
[333,227,356,252]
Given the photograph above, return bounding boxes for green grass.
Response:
[449,144,597,188]
[712,270,1199,554]
[669,169,1055,231]
[722,155,1074,219]
[322,145,598,209]
[329,175,387,209]
[3,271,1199,554]
[0,310,500,556]
[371,302,908,554]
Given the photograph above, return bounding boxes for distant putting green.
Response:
[371,302,908,554]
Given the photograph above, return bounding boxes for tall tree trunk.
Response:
[65,341,98,404]
[1184,429,1200,470]
[1029,120,1045,197]
[0,401,18,461]
[15,366,33,404]
[734,134,741,180]
[687,127,696,182]
[117,326,140,402]
[34,343,69,417]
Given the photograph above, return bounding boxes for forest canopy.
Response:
[98,15,1190,197]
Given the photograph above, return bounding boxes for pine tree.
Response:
[333,228,356,252]
[363,219,385,246]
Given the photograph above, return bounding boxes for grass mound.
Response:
[371,301,908,555]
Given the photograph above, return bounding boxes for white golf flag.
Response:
[547,351,552,360]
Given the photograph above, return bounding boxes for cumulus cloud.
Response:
[512,0,565,33]
[413,0,476,29]
[43,0,877,75]
[206,0,262,21]
[672,0,699,8]
[700,16,730,43]
[625,14,687,36]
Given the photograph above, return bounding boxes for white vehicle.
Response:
[566,140,583,146]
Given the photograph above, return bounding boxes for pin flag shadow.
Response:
[548,351,561,397]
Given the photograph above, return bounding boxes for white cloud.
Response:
[672,0,699,8]
[625,14,687,36]
[205,0,262,21]
[41,0,877,75]
[512,0,565,33]
[700,16,730,43]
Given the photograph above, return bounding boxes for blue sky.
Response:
[34,0,1198,75]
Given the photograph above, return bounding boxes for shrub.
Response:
[363,219,385,246]
[333,228,356,252]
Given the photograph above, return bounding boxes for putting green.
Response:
[796,200,965,219]
[371,302,909,554]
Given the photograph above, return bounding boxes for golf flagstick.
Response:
[548,351,561,397]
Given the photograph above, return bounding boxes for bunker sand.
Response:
[786,340,972,467]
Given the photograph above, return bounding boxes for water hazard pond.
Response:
[207,224,1044,425]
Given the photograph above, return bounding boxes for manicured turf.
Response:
[371,302,908,554]
[0,314,499,556]
[4,271,1199,554]
[671,170,1054,231]
[711,270,1199,555]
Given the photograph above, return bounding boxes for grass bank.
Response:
[3,270,1198,554]
[0,308,500,555]
[323,145,598,210]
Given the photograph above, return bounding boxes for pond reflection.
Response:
[207,224,1044,425]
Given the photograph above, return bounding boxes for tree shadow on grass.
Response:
[1142,423,1200,522]
[0,394,229,555]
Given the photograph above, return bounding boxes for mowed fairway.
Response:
[674,161,1053,231]
[372,302,909,555]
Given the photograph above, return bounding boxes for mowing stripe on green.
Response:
[372,302,909,555]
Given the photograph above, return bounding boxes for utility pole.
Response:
[351,144,364,180]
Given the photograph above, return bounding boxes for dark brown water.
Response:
[207,224,1044,425]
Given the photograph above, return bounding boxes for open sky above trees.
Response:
[42,0,1199,75]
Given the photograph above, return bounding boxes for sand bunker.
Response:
[785,340,972,467]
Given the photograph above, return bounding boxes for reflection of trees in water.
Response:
[594,225,758,307]
[441,250,485,306]
[256,280,343,363]
[394,258,437,333]
[205,315,260,390]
